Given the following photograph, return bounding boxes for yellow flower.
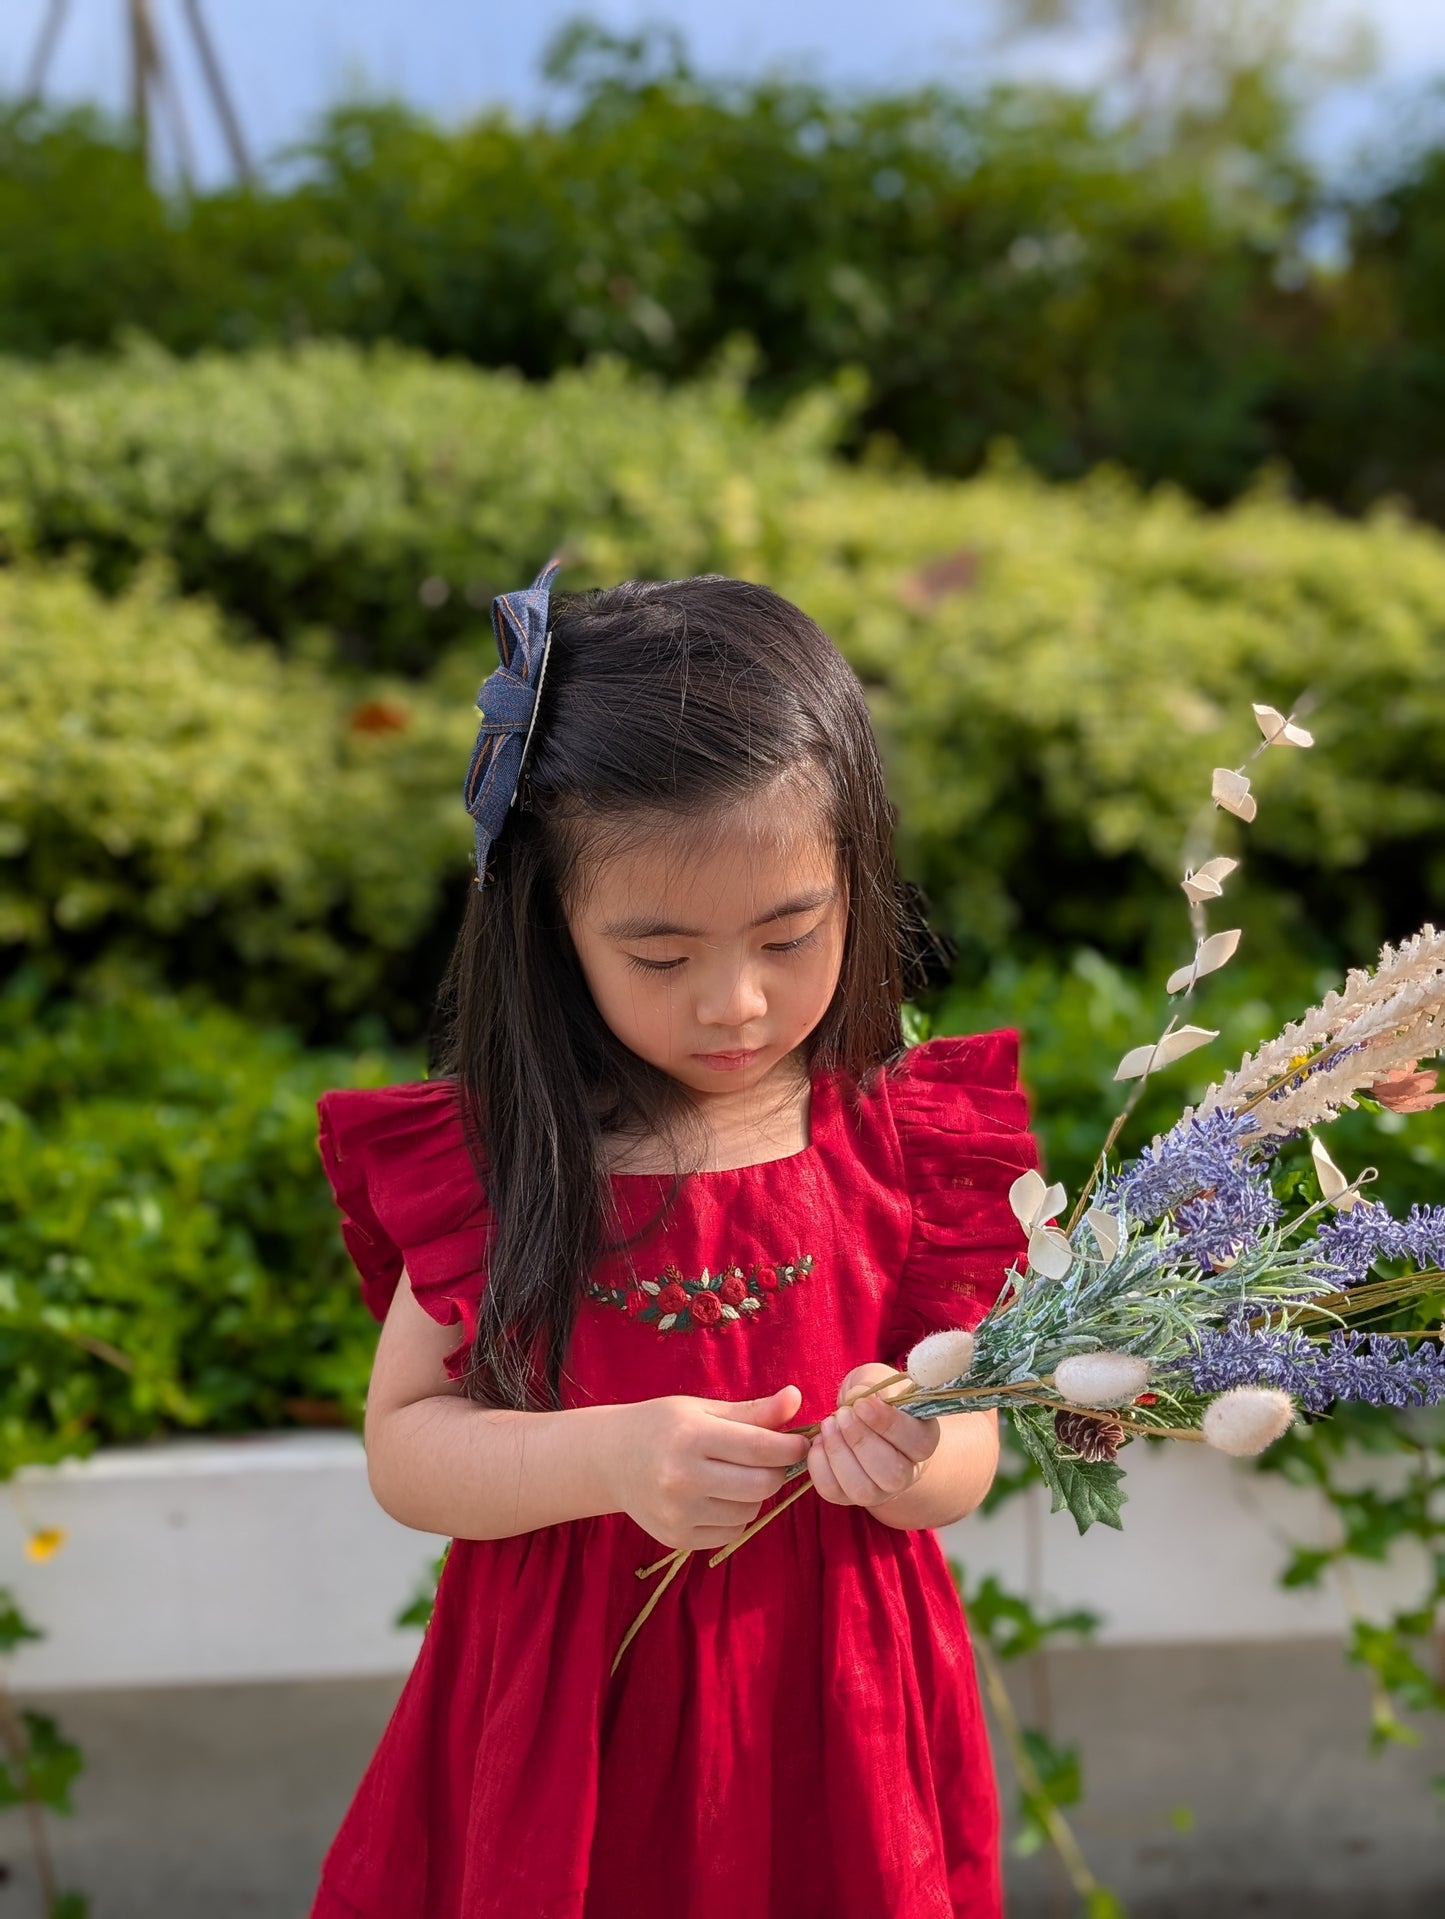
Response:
[24,1526,67,1562]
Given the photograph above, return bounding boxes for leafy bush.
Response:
[4,350,1445,1016]
[0,966,420,1477]
[0,561,473,1035]
[4,43,1443,523]
[816,460,1445,967]
[0,341,838,674]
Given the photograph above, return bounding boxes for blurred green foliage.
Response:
[3,346,1442,1033]
[0,965,417,1472]
[0,24,1443,519]
[0,556,473,1036]
[0,340,835,674]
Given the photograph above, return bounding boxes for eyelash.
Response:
[625,930,821,975]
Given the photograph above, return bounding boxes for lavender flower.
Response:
[1182,1322,1445,1412]
[1298,1200,1445,1288]
[1103,1106,1280,1269]
[1106,1107,1270,1223]
[1173,1176,1282,1268]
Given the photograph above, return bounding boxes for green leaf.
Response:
[900,1002,933,1046]
[962,1571,1100,1660]
[1280,1546,1335,1589]
[1,1710,85,1816]
[1084,1891,1127,1919]
[0,1587,45,1654]
[1012,1408,1127,1534]
[394,1547,449,1633]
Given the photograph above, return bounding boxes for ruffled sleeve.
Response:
[316,1079,490,1381]
[881,1030,1040,1373]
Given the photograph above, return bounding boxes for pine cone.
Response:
[1054,1408,1125,1464]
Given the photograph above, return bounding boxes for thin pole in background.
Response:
[22,0,70,100]
[25,0,253,187]
[128,0,155,164]
[183,0,255,184]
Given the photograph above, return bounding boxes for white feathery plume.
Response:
[1202,1387,1296,1457]
[1188,925,1445,1129]
[1054,1352,1152,1408]
[906,1330,976,1391]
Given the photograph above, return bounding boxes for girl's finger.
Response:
[821,1412,889,1506]
[852,1393,939,1463]
[701,1461,795,1503]
[692,1525,759,1550]
[806,1435,849,1506]
[834,1407,919,1498]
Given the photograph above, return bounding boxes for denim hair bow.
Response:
[463,557,563,882]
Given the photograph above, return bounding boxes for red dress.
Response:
[310,1031,1037,1919]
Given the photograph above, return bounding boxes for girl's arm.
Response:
[808,1361,1000,1530]
[363,1269,809,1547]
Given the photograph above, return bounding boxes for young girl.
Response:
[311,568,1039,1919]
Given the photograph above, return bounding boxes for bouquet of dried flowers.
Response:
[614,704,1445,1671]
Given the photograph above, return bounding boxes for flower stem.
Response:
[971,1629,1110,1903]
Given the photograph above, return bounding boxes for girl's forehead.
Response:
[573,808,840,927]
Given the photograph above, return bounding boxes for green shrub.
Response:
[0,967,421,1477]
[3,945,1437,1479]
[802,461,1445,966]
[0,341,841,674]
[0,561,474,1034]
[0,71,1380,516]
[4,350,1445,1013]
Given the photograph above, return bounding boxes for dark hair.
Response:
[431,575,934,1411]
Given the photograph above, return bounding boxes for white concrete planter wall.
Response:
[0,1431,1425,1692]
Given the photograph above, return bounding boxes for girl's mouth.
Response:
[692,1049,762,1070]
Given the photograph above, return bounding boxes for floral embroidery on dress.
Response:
[587,1255,815,1333]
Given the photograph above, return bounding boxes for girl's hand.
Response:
[807,1362,940,1509]
[607,1385,810,1553]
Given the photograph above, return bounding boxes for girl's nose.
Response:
[694,959,768,1031]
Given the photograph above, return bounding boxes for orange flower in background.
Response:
[897,546,980,612]
[1369,1064,1445,1113]
[25,1526,67,1562]
[348,698,412,735]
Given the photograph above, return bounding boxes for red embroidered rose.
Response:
[658,1283,689,1313]
[718,1273,747,1306]
[690,1292,723,1325]
[756,1266,780,1291]
[624,1290,646,1317]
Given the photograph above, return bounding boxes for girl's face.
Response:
[564,796,847,1103]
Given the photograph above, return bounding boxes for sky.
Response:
[3,1,1444,186]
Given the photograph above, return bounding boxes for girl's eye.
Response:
[623,928,820,975]
[767,930,820,955]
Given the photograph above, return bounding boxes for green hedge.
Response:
[1,65,1440,522]
[0,341,837,674]
[3,347,1445,1011]
[0,967,421,1475]
[0,560,473,1035]
[2,951,1437,1477]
